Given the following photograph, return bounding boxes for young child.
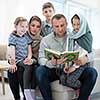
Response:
[41,2,55,37]
[8,17,35,100]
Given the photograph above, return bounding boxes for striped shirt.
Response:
[8,33,32,63]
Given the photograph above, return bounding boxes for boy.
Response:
[41,2,55,36]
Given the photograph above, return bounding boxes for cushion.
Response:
[0,44,7,60]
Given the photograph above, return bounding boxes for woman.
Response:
[24,16,42,100]
[63,13,97,100]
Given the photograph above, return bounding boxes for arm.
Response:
[9,46,17,73]
[39,38,57,68]
[27,45,32,59]
[23,45,33,65]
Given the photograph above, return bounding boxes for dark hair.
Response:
[42,2,55,11]
[71,14,80,24]
[14,17,27,25]
[51,14,67,24]
[29,16,42,25]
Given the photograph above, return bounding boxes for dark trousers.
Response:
[8,61,37,100]
[77,67,98,100]
[36,66,59,100]
[8,70,25,100]
[36,65,97,100]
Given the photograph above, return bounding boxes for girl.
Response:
[8,17,35,100]
[64,14,97,100]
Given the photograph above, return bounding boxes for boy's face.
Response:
[43,7,55,21]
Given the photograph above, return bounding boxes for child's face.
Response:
[15,21,28,35]
[43,7,55,21]
[29,20,41,35]
[72,18,80,32]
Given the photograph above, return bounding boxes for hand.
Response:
[23,57,33,65]
[64,65,76,74]
[9,64,17,73]
[51,56,57,65]
[74,55,88,66]
[51,56,67,65]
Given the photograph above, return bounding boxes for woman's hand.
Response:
[23,57,33,65]
[74,55,88,66]
[64,64,76,74]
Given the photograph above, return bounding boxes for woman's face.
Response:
[29,20,41,35]
[72,18,80,32]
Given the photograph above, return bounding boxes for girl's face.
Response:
[72,18,80,32]
[29,20,41,35]
[15,21,28,35]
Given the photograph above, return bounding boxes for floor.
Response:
[0,82,100,100]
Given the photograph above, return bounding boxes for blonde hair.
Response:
[14,17,27,25]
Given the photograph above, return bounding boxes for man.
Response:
[36,14,97,100]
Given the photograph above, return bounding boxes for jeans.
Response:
[77,67,98,100]
[36,65,59,100]
[36,65,97,100]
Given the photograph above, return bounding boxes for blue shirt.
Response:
[8,33,32,63]
[41,20,53,37]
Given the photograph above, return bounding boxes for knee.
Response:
[36,65,48,82]
[87,68,98,82]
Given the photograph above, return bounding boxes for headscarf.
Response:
[27,31,42,59]
[68,13,93,53]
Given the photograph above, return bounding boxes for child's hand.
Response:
[9,64,17,73]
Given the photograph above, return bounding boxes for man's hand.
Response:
[51,56,67,65]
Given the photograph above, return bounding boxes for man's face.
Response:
[52,17,67,37]
[43,7,55,21]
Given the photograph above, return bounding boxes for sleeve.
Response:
[8,34,16,46]
[87,50,94,62]
[38,38,56,68]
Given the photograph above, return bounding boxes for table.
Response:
[0,61,9,95]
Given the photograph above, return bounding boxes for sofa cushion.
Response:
[0,44,7,60]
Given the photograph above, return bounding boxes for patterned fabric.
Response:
[8,33,32,63]
[41,20,53,37]
[26,31,42,59]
